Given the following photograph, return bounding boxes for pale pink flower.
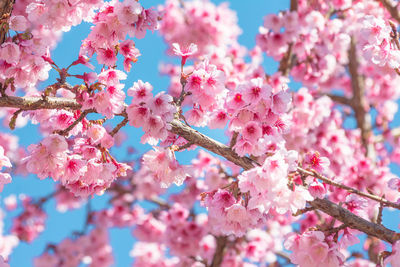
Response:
[388,177,400,191]
[114,0,142,24]
[185,108,207,127]
[284,231,345,267]
[128,80,153,104]
[126,106,150,128]
[9,15,28,32]
[0,43,20,64]
[62,155,87,184]
[172,43,198,65]
[0,146,11,169]
[87,124,106,144]
[148,92,174,117]
[308,180,326,199]
[208,110,228,129]
[97,48,117,66]
[242,121,262,143]
[304,151,330,173]
[98,69,127,86]
[142,147,188,188]
[242,78,272,103]
[271,90,291,114]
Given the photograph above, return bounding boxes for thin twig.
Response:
[297,167,400,210]
[277,0,298,76]
[377,195,385,225]
[325,94,352,106]
[229,132,239,148]
[110,116,129,136]
[56,110,90,136]
[210,236,227,267]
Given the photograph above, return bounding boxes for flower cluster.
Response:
[284,231,345,267]
[34,227,113,267]
[81,69,127,119]
[159,0,241,56]
[161,204,205,257]
[127,80,176,145]
[11,198,46,243]
[184,59,227,127]
[238,149,313,215]
[202,189,266,237]
[227,77,291,156]
[80,0,159,68]
[142,147,188,188]
[25,0,102,32]
[361,15,400,69]
[23,134,129,197]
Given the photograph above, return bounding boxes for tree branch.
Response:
[210,236,227,267]
[297,167,400,210]
[1,95,399,246]
[278,0,298,76]
[378,0,400,23]
[310,198,400,244]
[169,119,257,170]
[56,110,90,136]
[0,95,82,110]
[325,94,352,106]
[348,37,375,158]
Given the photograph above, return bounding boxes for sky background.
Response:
[1,0,399,266]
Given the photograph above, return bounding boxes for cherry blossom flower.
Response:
[172,43,198,65]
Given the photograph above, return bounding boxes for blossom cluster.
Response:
[80,0,159,68]
[159,0,241,56]
[23,134,129,197]
[34,227,113,267]
[142,147,188,188]
[126,80,176,145]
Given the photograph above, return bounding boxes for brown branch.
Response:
[210,236,227,267]
[109,116,129,137]
[148,197,170,209]
[0,95,82,110]
[278,0,298,76]
[377,197,385,225]
[169,119,257,170]
[348,37,374,158]
[325,94,352,106]
[297,167,400,210]
[169,118,400,244]
[378,0,400,23]
[310,198,400,244]
[1,95,399,246]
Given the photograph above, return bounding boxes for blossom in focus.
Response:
[172,43,198,65]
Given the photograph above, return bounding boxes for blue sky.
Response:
[3,0,399,266]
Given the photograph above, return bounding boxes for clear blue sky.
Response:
[3,0,398,266]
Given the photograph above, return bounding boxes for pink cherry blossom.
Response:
[172,43,198,65]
